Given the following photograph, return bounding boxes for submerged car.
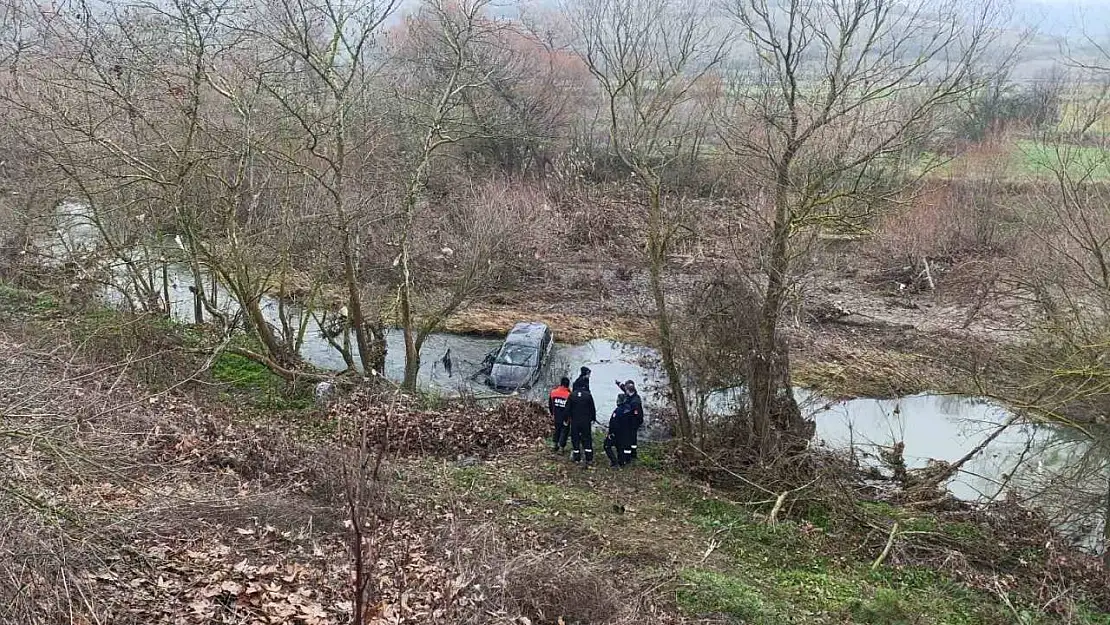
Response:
[483,322,554,393]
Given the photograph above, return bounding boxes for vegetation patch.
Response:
[211,350,314,411]
[678,569,779,623]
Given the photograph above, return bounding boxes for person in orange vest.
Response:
[548,376,571,452]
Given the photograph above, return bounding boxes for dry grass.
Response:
[0,318,688,625]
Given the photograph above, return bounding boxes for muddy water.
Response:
[111,261,658,416]
[803,392,1059,500]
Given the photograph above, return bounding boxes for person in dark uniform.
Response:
[441,348,453,377]
[548,376,571,452]
[566,367,596,464]
[622,380,644,460]
[604,393,633,468]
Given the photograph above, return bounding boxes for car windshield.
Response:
[495,343,538,366]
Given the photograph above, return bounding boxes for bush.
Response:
[873,172,1020,266]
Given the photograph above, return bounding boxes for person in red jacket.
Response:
[548,377,571,452]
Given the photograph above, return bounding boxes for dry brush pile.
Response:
[325,390,550,460]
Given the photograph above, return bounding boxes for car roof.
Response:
[504,321,549,346]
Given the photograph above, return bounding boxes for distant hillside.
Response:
[489,0,1100,79]
[1010,1,1110,77]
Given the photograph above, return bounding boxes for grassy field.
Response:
[1013,139,1110,181]
[918,136,1110,182]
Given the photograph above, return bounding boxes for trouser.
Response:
[605,430,633,466]
[553,420,569,450]
[570,422,594,463]
[630,426,639,460]
[603,432,631,466]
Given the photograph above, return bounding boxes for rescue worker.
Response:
[548,376,571,452]
[566,367,597,464]
[573,366,591,391]
[604,393,633,468]
[622,380,644,460]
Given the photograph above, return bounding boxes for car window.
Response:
[495,343,538,366]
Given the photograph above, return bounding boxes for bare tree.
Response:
[239,0,400,375]
[390,0,516,390]
[719,0,1004,457]
[1000,65,1110,562]
[564,0,727,441]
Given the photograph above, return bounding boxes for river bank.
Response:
[1,280,1100,542]
[28,201,1027,403]
[263,249,1022,402]
[2,293,1108,624]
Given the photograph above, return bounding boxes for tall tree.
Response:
[720,0,1004,457]
[243,0,400,374]
[565,0,726,441]
[391,0,509,390]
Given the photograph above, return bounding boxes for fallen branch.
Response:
[921,257,935,291]
[871,521,899,571]
[228,346,336,384]
[767,491,789,526]
[922,415,1019,489]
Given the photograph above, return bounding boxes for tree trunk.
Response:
[647,187,692,440]
[749,161,808,458]
[1103,466,1110,569]
[161,261,171,317]
[343,232,377,376]
[193,289,203,324]
[398,241,419,388]
[239,289,293,367]
[398,183,421,391]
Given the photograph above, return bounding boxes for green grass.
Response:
[666,487,1095,625]
[211,351,313,412]
[848,588,919,624]
[678,569,781,623]
[0,282,58,316]
[1014,140,1110,181]
[212,352,277,390]
[393,446,1108,625]
[923,138,1110,182]
[441,460,608,518]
